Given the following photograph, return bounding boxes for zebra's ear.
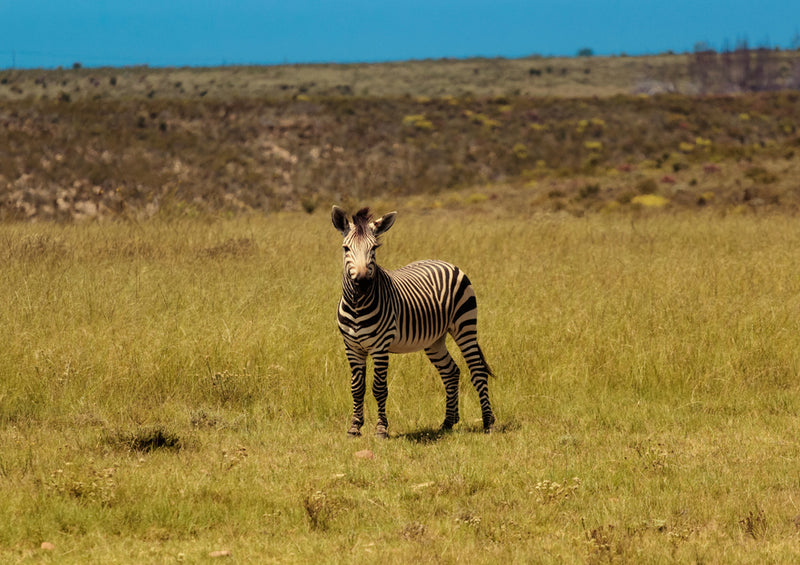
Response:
[371,211,397,237]
[331,206,351,235]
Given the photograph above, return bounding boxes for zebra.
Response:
[331,205,495,438]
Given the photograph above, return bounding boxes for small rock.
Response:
[411,481,434,490]
[208,549,232,558]
[40,542,55,550]
[354,449,375,460]
[74,200,98,218]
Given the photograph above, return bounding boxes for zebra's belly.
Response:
[387,340,429,354]
[387,332,445,354]
[341,318,442,354]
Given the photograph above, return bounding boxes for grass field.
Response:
[1,207,799,562]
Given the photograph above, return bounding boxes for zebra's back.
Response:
[386,259,475,353]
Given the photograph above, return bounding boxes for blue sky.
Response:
[1,1,798,69]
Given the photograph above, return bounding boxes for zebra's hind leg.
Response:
[372,351,390,439]
[455,338,495,433]
[346,351,368,437]
[425,339,461,431]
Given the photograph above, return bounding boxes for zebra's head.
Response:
[332,205,397,293]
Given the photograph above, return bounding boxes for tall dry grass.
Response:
[0,209,799,562]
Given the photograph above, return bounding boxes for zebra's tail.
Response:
[476,343,494,378]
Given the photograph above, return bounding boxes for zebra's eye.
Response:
[342,246,350,253]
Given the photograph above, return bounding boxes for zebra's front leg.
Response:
[346,351,368,437]
[371,351,390,438]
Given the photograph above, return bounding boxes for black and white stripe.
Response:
[332,206,495,438]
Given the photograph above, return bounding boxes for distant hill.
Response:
[1,52,799,220]
[1,51,796,102]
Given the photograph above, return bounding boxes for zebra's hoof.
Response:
[375,424,389,439]
[347,426,362,437]
[441,419,458,431]
[483,415,496,434]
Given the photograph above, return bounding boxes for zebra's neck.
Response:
[341,266,388,307]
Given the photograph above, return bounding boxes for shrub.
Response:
[636,178,658,194]
[744,166,778,184]
[739,509,768,540]
[579,183,600,199]
[402,114,434,130]
[631,194,669,207]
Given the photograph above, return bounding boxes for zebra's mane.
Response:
[352,207,373,236]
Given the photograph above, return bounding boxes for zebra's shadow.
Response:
[397,426,450,444]
[397,421,514,443]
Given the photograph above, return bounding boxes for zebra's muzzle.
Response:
[352,275,372,293]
